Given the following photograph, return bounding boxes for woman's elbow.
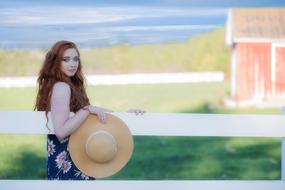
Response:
[54,130,67,142]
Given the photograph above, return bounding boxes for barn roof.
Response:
[226,8,285,44]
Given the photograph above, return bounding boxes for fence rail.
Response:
[0,72,224,88]
[1,111,285,137]
[1,180,285,190]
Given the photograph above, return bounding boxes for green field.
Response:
[0,28,230,77]
[0,83,282,180]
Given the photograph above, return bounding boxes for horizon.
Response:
[0,0,284,49]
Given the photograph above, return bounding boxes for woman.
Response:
[34,40,144,180]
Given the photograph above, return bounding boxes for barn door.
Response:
[235,43,271,101]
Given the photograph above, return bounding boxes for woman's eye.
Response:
[62,57,79,62]
[73,57,79,62]
[62,58,70,62]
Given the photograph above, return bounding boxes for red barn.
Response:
[226,8,285,107]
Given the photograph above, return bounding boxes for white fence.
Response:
[0,111,285,190]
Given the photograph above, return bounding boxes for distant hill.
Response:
[0,28,230,77]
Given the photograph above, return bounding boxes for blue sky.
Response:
[0,0,284,49]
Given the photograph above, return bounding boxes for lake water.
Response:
[0,0,284,49]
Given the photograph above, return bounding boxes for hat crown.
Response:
[85,131,117,163]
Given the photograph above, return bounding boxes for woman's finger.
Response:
[97,112,106,123]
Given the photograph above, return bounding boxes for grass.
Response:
[0,49,44,76]
[108,136,281,180]
[0,83,283,179]
[0,28,230,77]
[0,135,46,179]
[0,83,228,112]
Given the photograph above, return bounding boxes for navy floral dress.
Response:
[47,134,96,180]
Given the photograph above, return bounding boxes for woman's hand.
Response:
[88,105,113,123]
[127,109,146,115]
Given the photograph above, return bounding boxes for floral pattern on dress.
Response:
[47,134,96,180]
[62,160,72,174]
[47,139,56,157]
[55,151,68,169]
[75,169,90,180]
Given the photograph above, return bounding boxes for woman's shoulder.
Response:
[52,82,71,96]
[53,81,70,88]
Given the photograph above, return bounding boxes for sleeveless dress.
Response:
[47,134,96,180]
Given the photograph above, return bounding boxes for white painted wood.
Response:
[0,180,285,190]
[0,72,224,88]
[281,138,285,181]
[115,112,285,137]
[234,38,285,43]
[0,111,53,134]
[225,9,233,45]
[280,106,285,180]
[271,43,285,84]
[230,42,237,97]
[87,72,224,85]
[1,111,285,137]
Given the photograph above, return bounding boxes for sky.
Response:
[0,0,284,49]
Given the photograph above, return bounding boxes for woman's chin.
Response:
[65,72,76,77]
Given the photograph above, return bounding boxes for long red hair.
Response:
[34,40,90,115]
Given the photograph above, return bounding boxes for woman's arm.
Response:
[51,82,144,141]
[51,82,90,141]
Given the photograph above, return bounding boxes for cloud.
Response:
[104,24,221,32]
[0,4,226,48]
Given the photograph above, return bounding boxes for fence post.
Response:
[281,106,285,181]
[281,138,285,181]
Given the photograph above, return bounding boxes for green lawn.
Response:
[0,82,228,112]
[0,83,283,179]
[109,136,280,180]
[0,135,46,179]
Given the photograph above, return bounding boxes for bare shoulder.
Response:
[52,82,71,97]
[53,81,70,90]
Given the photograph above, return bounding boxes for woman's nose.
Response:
[70,60,77,67]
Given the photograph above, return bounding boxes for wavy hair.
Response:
[34,40,90,117]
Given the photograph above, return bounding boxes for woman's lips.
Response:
[69,69,77,73]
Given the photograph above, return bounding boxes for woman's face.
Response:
[60,48,79,77]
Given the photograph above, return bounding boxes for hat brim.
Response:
[68,113,134,178]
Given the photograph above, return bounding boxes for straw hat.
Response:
[68,113,134,178]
